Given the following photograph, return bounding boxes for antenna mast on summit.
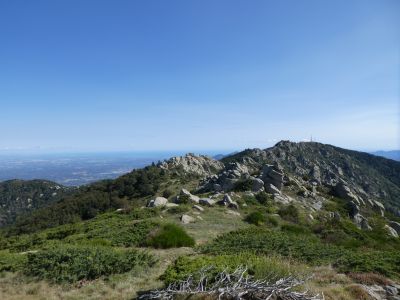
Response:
[310,135,313,142]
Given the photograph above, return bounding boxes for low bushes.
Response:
[233,179,254,192]
[244,211,266,226]
[278,204,300,223]
[200,227,400,278]
[255,192,270,205]
[0,250,27,272]
[23,245,155,283]
[83,219,158,247]
[145,223,195,249]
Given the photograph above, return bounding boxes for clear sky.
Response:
[0,0,399,152]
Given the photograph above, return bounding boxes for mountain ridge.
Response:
[2,140,400,234]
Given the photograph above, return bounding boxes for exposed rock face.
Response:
[265,183,281,195]
[180,214,195,224]
[148,196,168,207]
[158,153,224,177]
[251,177,265,192]
[385,225,399,238]
[353,213,372,230]
[333,182,361,205]
[348,201,360,218]
[372,200,385,217]
[260,165,284,191]
[389,221,400,235]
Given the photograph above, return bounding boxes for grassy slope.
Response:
[1,189,399,300]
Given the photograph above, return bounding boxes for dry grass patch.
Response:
[347,272,392,286]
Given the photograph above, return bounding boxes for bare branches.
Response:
[138,266,322,300]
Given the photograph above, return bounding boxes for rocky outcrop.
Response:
[198,162,251,192]
[158,153,224,177]
[333,182,362,205]
[260,164,284,191]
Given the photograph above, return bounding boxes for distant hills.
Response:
[371,150,400,161]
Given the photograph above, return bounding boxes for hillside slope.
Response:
[0,180,71,226]
[220,141,400,214]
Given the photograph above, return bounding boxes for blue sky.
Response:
[0,0,399,152]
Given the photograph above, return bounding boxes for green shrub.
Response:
[281,223,310,234]
[146,223,195,249]
[233,179,254,192]
[255,192,270,205]
[177,194,190,204]
[278,204,300,223]
[245,211,266,226]
[167,205,190,215]
[0,250,27,272]
[266,215,279,227]
[23,245,155,283]
[162,189,174,198]
[83,219,158,247]
[46,224,82,240]
[200,227,400,278]
[241,194,259,206]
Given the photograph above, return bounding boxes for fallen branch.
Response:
[138,266,323,300]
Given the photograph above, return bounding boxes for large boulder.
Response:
[177,188,200,204]
[251,177,265,192]
[180,214,195,224]
[260,165,284,191]
[148,196,168,207]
